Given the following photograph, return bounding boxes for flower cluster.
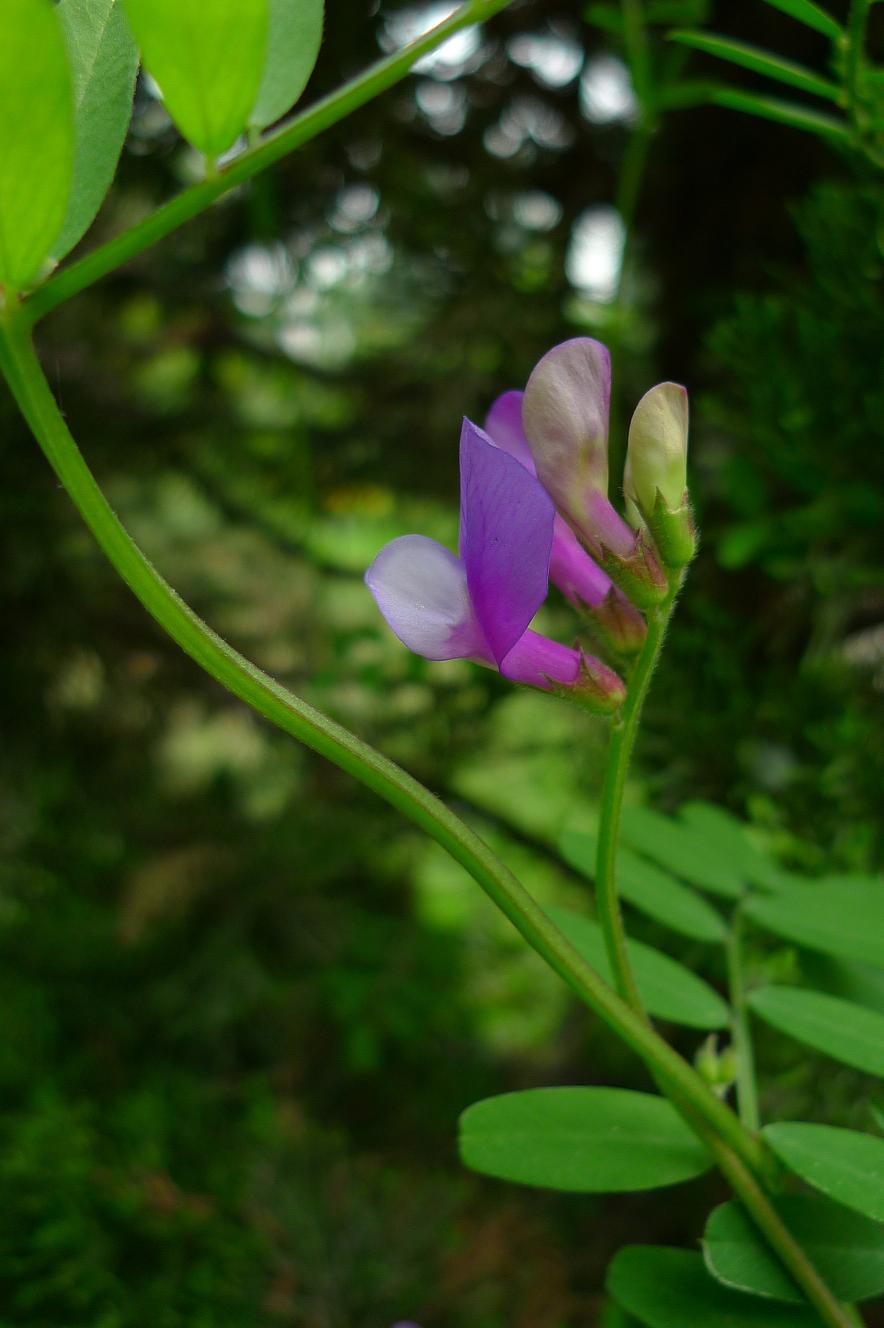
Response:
[365,339,693,713]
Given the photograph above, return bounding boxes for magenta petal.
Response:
[484,390,536,474]
[550,515,611,607]
[459,419,555,667]
[500,630,581,690]
[365,534,488,662]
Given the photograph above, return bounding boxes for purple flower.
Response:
[521,338,668,606]
[484,390,612,609]
[365,420,626,709]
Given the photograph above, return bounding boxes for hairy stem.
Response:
[595,579,681,1011]
[725,904,761,1132]
[26,0,513,323]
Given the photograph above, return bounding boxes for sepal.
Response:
[580,586,647,658]
[645,490,697,570]
[555,651,627,715]
[595,530,668,610]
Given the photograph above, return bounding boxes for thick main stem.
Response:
[595,581,681,1010]
[0,318,855,1328]
[26,0,513,323]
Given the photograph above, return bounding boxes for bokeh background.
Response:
[1,1,882,1323]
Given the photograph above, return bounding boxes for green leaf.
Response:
[679,801,776,890]
[250,0,324,131]
[607,1247,820,1327]
[55,0,140,260]
[760,0,843,41]
[459,1088,712,1192]
[764,1123,884,1223]
[669,31,840,101]
[708,87,851,141]
[559,832,726,943]
[620,806,744,898]
[549,906,730,1029]
[745,878,884,966]
[704,1195,884,1303]
[0,0,74,290]
[122,0,269,157]
[749,986,884,1077]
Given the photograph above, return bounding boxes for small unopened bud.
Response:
[625,382,696,570]
[695,1035,737,1096]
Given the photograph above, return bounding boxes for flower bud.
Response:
[625,382,695,569]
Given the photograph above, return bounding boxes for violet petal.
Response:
[459,419,555,667]
[484,389,536,473]
[365,533,488,662]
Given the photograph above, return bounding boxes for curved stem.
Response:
[725,903,760,1132]
[26,0,513,323]
[0,308,765,1181]
[1,318,857,1326]
[595,579,681,1011]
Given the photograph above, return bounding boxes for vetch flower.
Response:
[624,381,696,569]
[485,389,646,656]
[521,338,668,607]
[365,420,626,711]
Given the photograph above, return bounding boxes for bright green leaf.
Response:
[620,806,744,898]
[764,1123,884,1223]
[250,0,324,131]
[0,0,74,290]
[549,906,730,1029]
[669,31,840,101]
[760,0,844,40]
[607,1247,820,1327]
[122,0,269,157]
[749,986,884,1077]
[55,0,140,260]
[459,1088,712,1192]
[745,879,884,966]
[559,831,726,943]
[679,801,782,890]
[708,87,851,141]
[704,1195,884,1303]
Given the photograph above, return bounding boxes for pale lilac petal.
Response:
[459,419,555,667]
[365,534,488,662]
[484,390,536,473]
[550,515,611,607]
[500,630,581,690]
[522,338,611,518]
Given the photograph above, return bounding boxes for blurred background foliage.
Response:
[1,0,882,1323]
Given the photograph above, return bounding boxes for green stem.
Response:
[26,0,513,323]
[725,904,761,1132]
[621,0,653,119]
[1,314,857,1328]
[0,308,765,1182]
[595,579,681,1011]
[708,1139,861,1328]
